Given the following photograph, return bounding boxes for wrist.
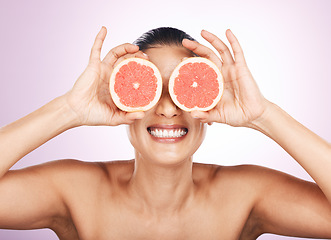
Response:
[48,95,82,130]
[248,100,278,135]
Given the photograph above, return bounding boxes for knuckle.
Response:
[111,51,120,59]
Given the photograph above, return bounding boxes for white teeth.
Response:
[163,131,169,138]
[148,128,187,138]
[174,130,179,137]
[169,130,174,138]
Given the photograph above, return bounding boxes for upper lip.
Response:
[147,124,188,130]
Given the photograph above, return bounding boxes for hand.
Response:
[65,27,147,126]
[182,29,269,127]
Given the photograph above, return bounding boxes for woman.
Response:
[0,26,330,239]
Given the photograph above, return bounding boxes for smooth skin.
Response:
[0,26,331,240]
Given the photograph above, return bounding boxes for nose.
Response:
[155,89,181,118]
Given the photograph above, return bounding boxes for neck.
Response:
[129,151,195,215]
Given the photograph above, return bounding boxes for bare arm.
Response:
[0,97,77,178]
[0,162,68,229]
[252,102,331,202]
[0,27,145,229]
[0,26,146,177]
[250,103,331,236]
[237,165,331,238]
[183,29,331,237]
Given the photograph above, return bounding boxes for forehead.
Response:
[144,46,194,80]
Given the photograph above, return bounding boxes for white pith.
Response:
[148,128,188,138]
[133,82,140,89]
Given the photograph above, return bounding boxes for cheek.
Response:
[126,121,151,153]
[126,125,133,143]
[191,122,207,148]
[126,123,142,147]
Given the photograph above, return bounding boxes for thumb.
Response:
[126,112,145,121]
[190,111,210,123]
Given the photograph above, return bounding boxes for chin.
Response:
[148,151,193,167]
[131,137,203,168]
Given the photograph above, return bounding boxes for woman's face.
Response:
[127,46,207,166]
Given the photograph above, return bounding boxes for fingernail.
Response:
[201,29,211,34]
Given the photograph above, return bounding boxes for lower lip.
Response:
[148,132,187,143]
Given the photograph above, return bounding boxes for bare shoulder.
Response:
[33,159,110,181]
[192,162,306,190]
[191,162,271,206]
[195,163,331,237]
[36,158,133,178]
[192,163,321,238]
[191,163,310,212]
[4,159,110,189]
[37,159,134,191]
[192,162,272,187]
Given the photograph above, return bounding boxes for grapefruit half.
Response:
[168,57,224,112]
[109,58,162,112]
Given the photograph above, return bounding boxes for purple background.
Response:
[0,0,330,239]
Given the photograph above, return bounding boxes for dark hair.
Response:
[133,27,197,51]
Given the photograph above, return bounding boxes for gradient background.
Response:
[0,0,330,239]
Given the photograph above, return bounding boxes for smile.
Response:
[148,128,188,138]
[147,125,188,143]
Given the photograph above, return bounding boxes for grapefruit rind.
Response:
[168,57,224,112]
[109,58,162,112]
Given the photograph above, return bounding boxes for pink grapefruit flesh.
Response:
[168,57,224,112]
[109,58,162,112]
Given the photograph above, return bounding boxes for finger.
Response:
[103,43,140,66]
[182,39,222,67]
[190,110,223,124]
[112,51,149,68]
[118,51,149,61]
[201,30,234,64]
[119,112,145,125]
[90,26,107,63]
[190,111,210,123]
[126,111,145,120]
[226,29,246,65]
[135,51,149,60]
[109,111,145,126]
